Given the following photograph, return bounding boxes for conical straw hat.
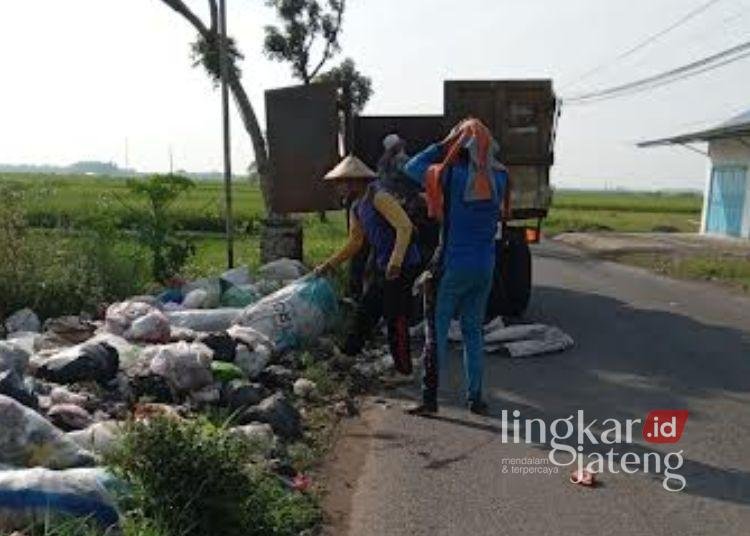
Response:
[324,155,377,180]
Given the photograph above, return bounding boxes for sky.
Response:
[0,0,749,190]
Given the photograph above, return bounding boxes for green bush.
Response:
[107,417,320,536]
[123,174,197,282]
[2,515,169,536]
[0,188,150,320]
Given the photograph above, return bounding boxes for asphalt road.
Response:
[327,239,750,536]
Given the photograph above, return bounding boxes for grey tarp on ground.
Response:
[448,321,574,358]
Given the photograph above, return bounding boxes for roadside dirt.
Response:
[320,400,380,536]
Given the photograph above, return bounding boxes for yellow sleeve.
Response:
[372,190,414,269]
[325,211,365,268]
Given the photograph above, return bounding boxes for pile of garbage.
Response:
[0,258,344,531]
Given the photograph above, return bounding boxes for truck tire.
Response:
[486,230,532,320]
[503,237,532,317]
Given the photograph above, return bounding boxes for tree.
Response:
[263,0,346,84]
[316,58,372,115]
[125,174,196,282]
[158,0,272,214]
[316,58,373,151]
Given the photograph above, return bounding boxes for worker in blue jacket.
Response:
[403,119,509,415]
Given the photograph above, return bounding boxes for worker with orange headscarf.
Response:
[404,118,509,415]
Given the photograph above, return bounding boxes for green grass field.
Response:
[0,173,704,277]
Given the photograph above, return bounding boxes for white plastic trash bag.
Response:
[182,278,221,308]
[166,308,243,332]
[66,421,123,458]
[144,341,214,394]
[0,394,95,469]
[234,277,338,352]
[257,258,308,281]
[0,341,30,375]
[182,288,210,309]
[226,326,273,379]
[105,301,170,344]
[0,467,121,531]
[4,308,41,334]
[221,265,252,286]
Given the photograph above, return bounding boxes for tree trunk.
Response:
[226,71,273,215]
[159,0,274,216]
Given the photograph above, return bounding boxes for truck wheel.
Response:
[503,238,532,317]
[487,231,532,320]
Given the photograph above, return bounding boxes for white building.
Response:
[640,109,750,239]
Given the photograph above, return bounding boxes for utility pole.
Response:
[219,0,234,269]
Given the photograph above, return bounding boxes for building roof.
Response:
[638,107,750,147]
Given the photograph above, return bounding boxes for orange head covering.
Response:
[424,118,499,220]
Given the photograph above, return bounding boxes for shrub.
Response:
[107,417,320,536]
[0,187,150,320]
[123,174,196,282]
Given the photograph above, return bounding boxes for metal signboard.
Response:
[265,83,340,213]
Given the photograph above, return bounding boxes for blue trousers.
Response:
[422,268,493,403]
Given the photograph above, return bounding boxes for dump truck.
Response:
[352,80,559,316]
[264,79,559,316]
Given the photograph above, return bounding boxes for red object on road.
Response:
[569,469,596,487]
[293,473,312,492]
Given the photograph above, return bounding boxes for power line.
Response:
[568,49,750,105]
[562,0,724,90]
[563,38,750,104]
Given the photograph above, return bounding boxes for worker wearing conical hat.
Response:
[315,151,421,377]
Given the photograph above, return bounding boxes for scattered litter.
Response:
[50,386,90,409]
[447,320,574,358]
[198,331,237,362]
[170,326,199,343]
[182,278,221,309]
[145,341,214,395]
[240,392,301,439]
[293,378,317,400]
[42,316,96,345]
[35,341,119,385]
[105,301,170,343]
[487,325,574,358]
[182,288,210,309]
[132,403,183,422]
[188,384,221,406]
[48,404,93,432]
[291,473,312,492]
[211,361,244,383]
[230,422,276,453]
[257,258,308,281]
[0,341,30,375]
[0,370,38,409]
[166,308,242,332]
[569,469,597,487]
[220,281,259,308]
[66,421,123,458]
[4,308,41,334]
[234,276,338,351]
[222,380,265,410]
[0,467,121,531]
[221,265,252,287]
[235,343,272,380]
[4,332,41,356]
[0,394,95,469]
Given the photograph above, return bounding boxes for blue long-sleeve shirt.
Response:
[404,144,507,272]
